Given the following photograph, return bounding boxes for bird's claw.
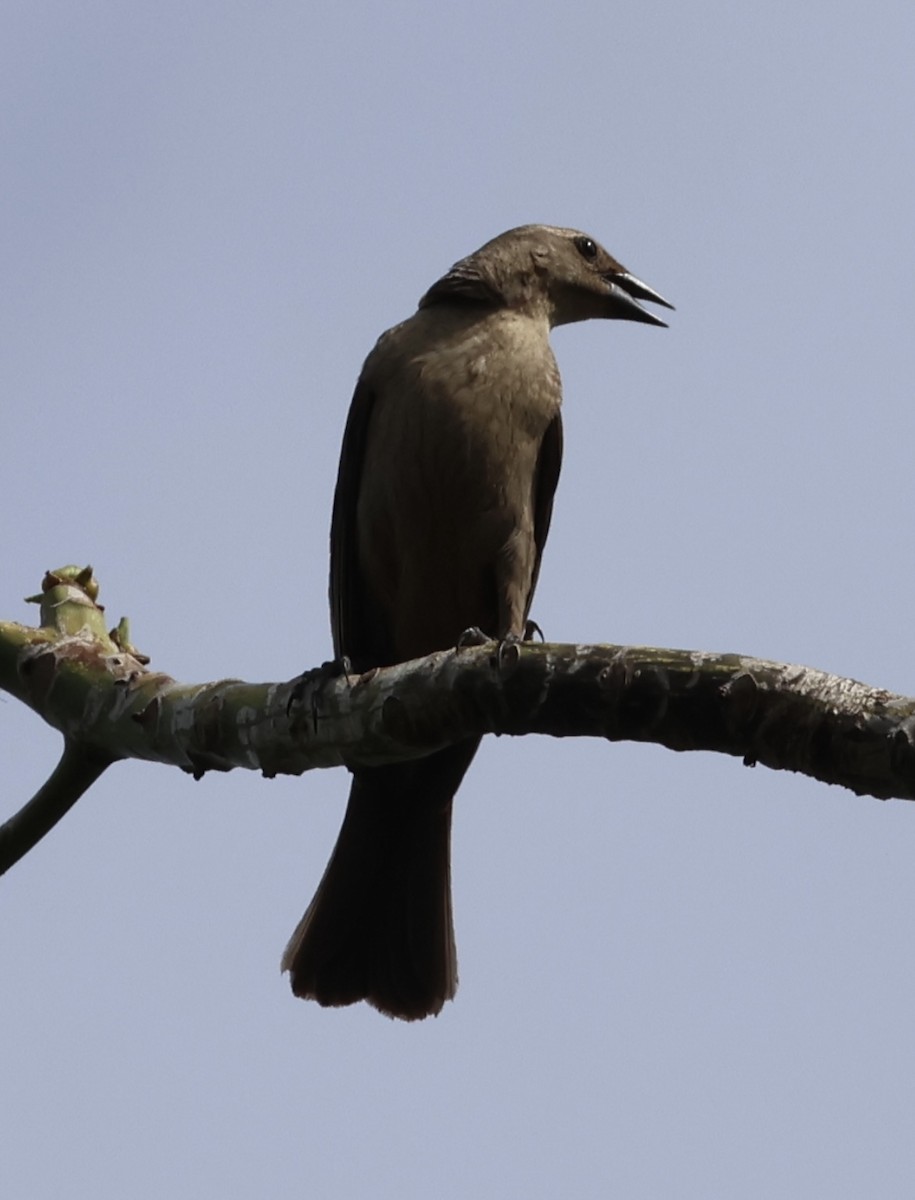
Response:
[524,619,544,642]
[456,626,490,650]
[495,632,524,672]
[287,656,351,732]
[455,626,526,671]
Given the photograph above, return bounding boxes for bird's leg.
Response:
[287,656,352,733]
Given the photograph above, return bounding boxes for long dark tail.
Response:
[282,739,479,1020]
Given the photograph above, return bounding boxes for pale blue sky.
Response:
[3,3,915,1196]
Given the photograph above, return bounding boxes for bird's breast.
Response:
[354,311,561,655]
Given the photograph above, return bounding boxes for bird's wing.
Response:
[329,375,379,667]
[526,411,563,620]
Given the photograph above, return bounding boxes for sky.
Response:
[2,2,915,1196]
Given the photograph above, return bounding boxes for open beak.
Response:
[605,271,675,327]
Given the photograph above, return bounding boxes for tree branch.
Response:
[0,739,112,874]
[3,567,915,875]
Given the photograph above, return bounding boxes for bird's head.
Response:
[419,225,673,329]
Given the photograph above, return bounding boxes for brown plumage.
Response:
[282,225,672,1019]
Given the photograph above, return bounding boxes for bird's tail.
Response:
[281,739,479,1020]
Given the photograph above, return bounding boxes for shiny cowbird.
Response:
[282,225,672,1019]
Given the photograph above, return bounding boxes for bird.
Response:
[281,225,672,1020]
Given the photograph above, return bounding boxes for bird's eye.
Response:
[574,236,598,261]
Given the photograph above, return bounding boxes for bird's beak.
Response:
[605,272,675,327]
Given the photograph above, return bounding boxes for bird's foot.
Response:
[287,656,351,732]
[524,619,544,642]
[456,626,527,671]
[456,626,491,650]
[495,631,525,672]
